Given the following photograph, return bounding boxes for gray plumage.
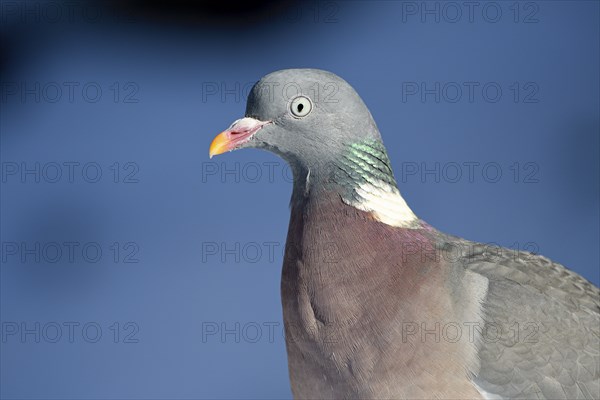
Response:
[211,69,600,399]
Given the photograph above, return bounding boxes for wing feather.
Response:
[441,237,599,400]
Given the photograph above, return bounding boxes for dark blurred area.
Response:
[107,0,299,25]
[1,0,307,80]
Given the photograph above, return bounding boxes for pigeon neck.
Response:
[291,138,420,229]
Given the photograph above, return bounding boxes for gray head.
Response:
[209,69,383,176]
[210,68,416,226]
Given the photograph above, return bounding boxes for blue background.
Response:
[1,1,598,398]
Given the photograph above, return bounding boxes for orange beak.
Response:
[209,117,271,158]
[208,131,231,159]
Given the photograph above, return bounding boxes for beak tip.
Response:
[209,131,229,159]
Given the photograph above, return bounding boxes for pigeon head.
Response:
[210,69,417,226]
[209,69,383,178]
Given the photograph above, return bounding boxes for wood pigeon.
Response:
[209,69,599,399]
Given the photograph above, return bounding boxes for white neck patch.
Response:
[345,179,418,228]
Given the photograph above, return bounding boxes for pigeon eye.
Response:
[290,96,312,118]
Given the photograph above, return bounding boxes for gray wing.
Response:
[452,239,599,400]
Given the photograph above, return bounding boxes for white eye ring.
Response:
[290,96,313,118]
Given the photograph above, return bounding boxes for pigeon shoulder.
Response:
[434,233,600,399]
[446,234,600,314]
